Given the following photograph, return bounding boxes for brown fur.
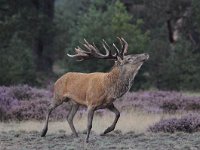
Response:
[54,62,142,108]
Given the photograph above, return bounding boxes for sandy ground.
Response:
[0,110,183,134]
[0,111,197,150]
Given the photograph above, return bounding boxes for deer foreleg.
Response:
[100,104,120,136]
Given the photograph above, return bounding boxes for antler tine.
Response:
[75,46,89,54]
[83,39,100,54]
[67,47,89,61]
[121,37,128,55]
[117,37,123,49]
[90,43,100,54]
[83,39,92,52]
[102,39,113,56]
[92,42,100,53]
[103,39,110,48]
[83,43,91,52]
[102,43,110,56]
[84,39,90,46]
[112,37,128,59]
[112,43,120,56]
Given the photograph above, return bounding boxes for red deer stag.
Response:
[41,38,149,143]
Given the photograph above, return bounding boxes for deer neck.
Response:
[105,63,143,99]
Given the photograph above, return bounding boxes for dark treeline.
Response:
[0,0,200,91]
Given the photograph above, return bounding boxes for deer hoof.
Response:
[41,129,47,137]
[100,132,105,136]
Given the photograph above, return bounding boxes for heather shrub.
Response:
[9,85,33,100]
[119,91,200,113]
[1,85,200,121]
[187,104,200,111]
[148,114,200,133]
[0,86,18,121]
[160,101,178,112]
[8,85,51,100]
[0,85,70,121]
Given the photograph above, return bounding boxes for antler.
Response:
[113,37,128,59]
[67,38,128,61]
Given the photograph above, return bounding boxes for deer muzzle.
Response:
[141,53,149,62]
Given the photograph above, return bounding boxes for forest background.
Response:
[1,0,200,91]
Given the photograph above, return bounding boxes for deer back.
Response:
[54,72,110,106]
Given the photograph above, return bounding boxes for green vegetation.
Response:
[63,0,149,73]
[0,0,200,90]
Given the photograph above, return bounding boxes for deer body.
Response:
[41,38,149,143]
[54,61,142,108]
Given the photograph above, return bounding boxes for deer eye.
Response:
[127,58,132,61]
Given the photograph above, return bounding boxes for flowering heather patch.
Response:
[148,113,200,133]
[1,85,200,121]
[118,91,200,113]
[0,85,70,121]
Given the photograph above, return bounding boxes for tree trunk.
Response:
[32,0,55,72]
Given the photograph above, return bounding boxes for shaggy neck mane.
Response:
[106,65,121,84]
[104,63,143,98]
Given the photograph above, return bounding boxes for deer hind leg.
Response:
[100,103,120,136]
[85,106,95,143]
[67,103,79,137]
[41,100,62,137]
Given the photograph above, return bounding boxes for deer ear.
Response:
[116,56,123,64]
